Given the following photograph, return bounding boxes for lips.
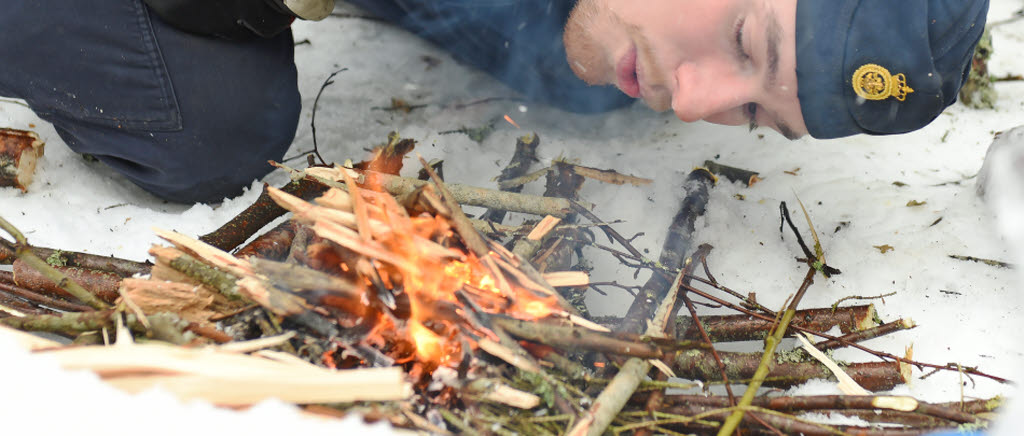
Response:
[616,46,641,99]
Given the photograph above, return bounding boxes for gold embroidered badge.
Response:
[852,64,914,101]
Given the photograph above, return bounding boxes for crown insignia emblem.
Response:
[852,64,914,101]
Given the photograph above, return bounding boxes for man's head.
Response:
[564,0,806,139]
[564,0,989,139]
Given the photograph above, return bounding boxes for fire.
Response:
[271,168,565,371]
[338,206,561,369]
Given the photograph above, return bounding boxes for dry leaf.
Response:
[874,244,895,254]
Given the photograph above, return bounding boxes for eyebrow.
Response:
[765,8,781,86]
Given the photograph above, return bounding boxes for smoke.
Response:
[345,0,633,114]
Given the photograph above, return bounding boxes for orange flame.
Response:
[345,176,560,369]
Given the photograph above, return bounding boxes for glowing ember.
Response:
[503,114,521,129]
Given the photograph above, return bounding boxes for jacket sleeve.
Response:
[142,0,294,40]
[347,0,633,114]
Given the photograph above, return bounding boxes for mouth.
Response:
[616,45,641,99]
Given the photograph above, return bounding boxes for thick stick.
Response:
[703,160,760,186]
[13,260,122,303]
[0,246,151,277]
[618,169,715,335]
[674,347,910,391]
[0,217,108,310]
[233,220,299,260]
[0,128,44,192]
[199,178,328,252]
[592,304,881,342]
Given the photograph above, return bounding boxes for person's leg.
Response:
[346,0,633,114]
[0,0,300,203]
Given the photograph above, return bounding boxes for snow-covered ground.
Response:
[2,1,1024,433]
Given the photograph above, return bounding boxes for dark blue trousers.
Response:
[0,0,301,203]
[0,0,627,203]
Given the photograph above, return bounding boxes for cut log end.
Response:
[0,128,45,192]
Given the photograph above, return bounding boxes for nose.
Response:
[671,62,755,124]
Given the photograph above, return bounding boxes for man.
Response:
[561,0,990,139]
[0,0,988,204]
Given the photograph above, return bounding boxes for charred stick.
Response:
[12,260,121,304]
[233,220,299,260]
[815,318,916,351]
[199,178,328,252]
[480,133,539,223]
[0,281,93,312]
[702,160,761,186]
[618,169,716,335]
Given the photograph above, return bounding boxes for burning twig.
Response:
[292,164,593,217]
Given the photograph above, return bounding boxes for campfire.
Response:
[0,133,1008,434]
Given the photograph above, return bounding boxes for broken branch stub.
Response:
[0,128,44,193]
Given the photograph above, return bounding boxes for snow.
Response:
[2,1,1024,433]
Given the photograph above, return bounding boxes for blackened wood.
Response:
[233,220,299,260]
[618,169,716,335]
[480,133,539,224]
[199,178,328,252]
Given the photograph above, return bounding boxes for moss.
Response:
[960,28,996,109]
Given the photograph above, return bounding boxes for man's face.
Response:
[564,0,807,139]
